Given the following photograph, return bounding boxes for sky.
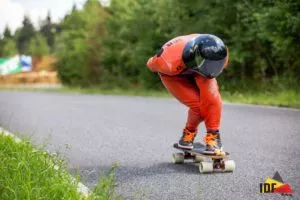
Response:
[0,0,110,34]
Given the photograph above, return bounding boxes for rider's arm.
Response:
[146,48,184,76]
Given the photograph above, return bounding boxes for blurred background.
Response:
[0,0,299,105]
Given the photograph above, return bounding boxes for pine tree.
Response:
[40,11,56,51]
[3,25,12,39]
[17,15,36,54]
[72,3,77,12]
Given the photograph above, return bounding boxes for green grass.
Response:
[0,86,171,97]
[0,85,299,108]
[57,86,171,97]
[90,164,121,200]
[222,90,300,108]
[0,132,121,200]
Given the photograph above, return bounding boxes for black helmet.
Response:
[182,34,227,78]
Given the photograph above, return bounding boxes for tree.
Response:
[28,34,50,56]
[1,39,18,57]
[17,15,35,54]
[55,1,109,86]
[3,25,12,39]
[219,0,300,88]
[53,0,300,90]
[40,11,58,51]
[72,3,77,12]
[55,7,89,86]
[102,0,164,89]
[83,0,109,84]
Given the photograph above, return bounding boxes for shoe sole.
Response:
[203,147,224,155]
[177,143,193,150]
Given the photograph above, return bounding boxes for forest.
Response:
[0,0,299,93]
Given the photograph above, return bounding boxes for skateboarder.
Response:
[146,34,229,155]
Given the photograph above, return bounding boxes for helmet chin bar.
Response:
[190,57,225,79]
[191,68,215,79]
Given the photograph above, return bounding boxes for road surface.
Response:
[0,91,299,200]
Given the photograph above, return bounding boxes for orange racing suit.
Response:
[147,34,228,132]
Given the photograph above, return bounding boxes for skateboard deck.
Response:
[172,142,235,173]
[173,142,229,159]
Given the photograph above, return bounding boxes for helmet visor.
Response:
[191,57,226,78]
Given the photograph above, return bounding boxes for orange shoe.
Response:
[178,128,197,149]
[203,132,224,155]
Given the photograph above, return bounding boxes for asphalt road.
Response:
[0,91,299,200]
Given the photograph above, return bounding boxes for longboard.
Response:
[172,142,235,173]
[173,142,229,157]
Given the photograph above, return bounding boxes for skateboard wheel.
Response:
[194,155,204,163]
[224,160,236,172]
[199,162,213,173]
[172,153,184,164]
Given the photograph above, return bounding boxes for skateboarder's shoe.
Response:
[203,132,224,155]
[178,128,197,149]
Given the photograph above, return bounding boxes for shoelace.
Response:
[203,133,217,146]
[183,130,196,142]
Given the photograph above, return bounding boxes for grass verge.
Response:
[0,85,299,108]
[221,90,300,108]
[0,131,121,200]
